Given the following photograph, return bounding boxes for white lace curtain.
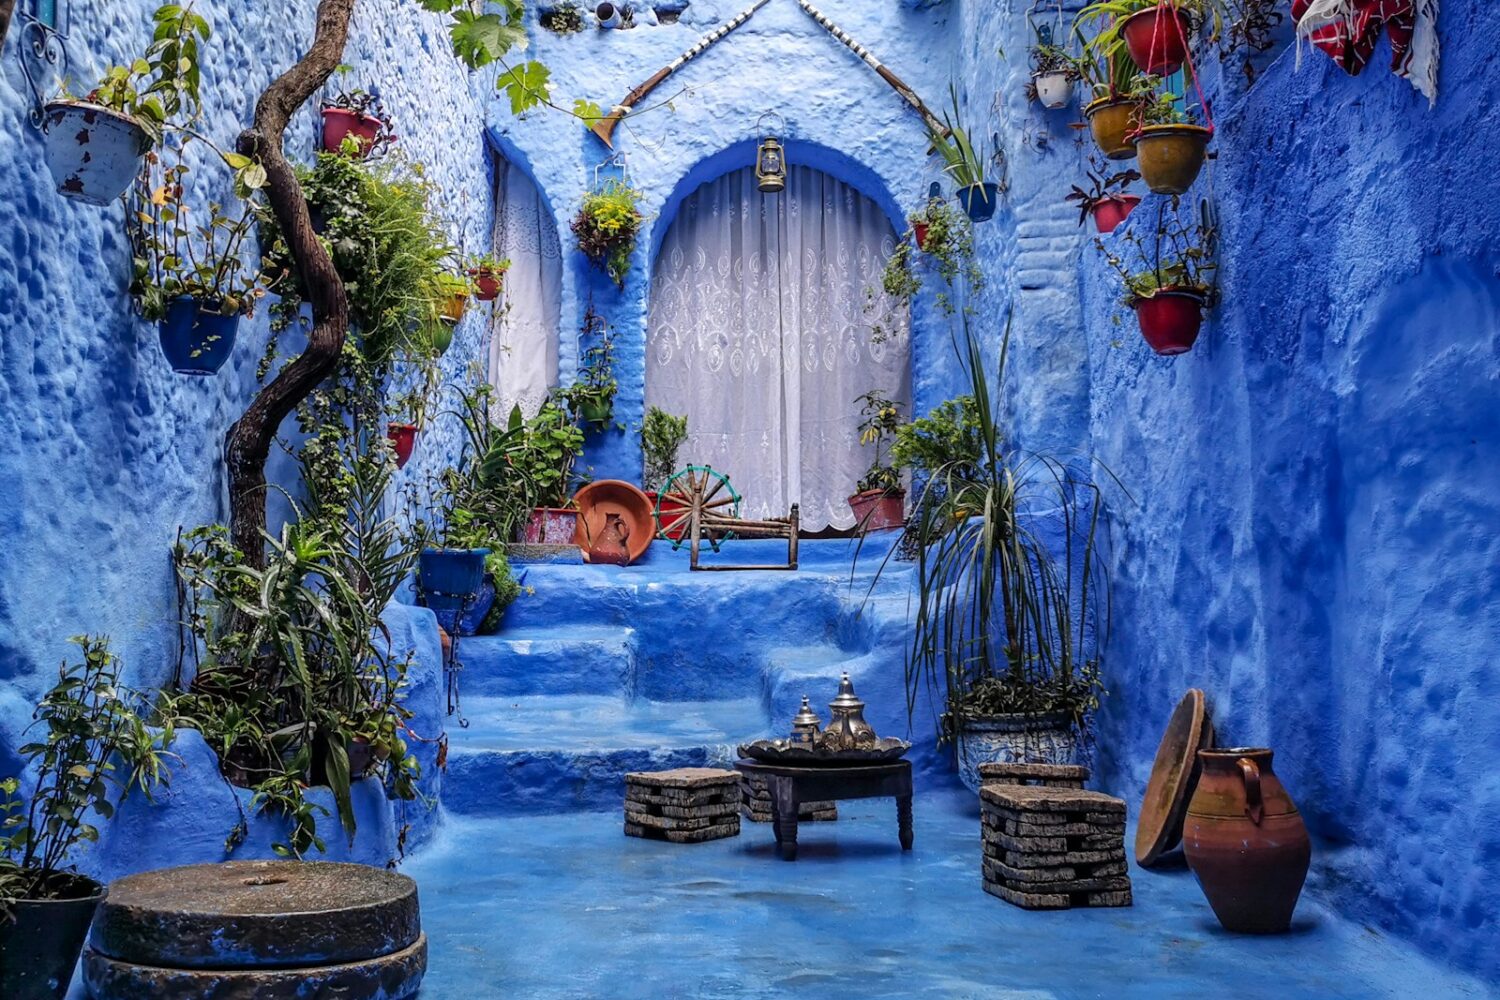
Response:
[488,157,562,419]
[645,165,910,530]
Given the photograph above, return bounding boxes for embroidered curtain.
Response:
[646,165,910,530]
[488,158,563,420]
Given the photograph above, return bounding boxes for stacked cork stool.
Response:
[978,762,1133,910]
[624,768,741,844]
[740,773,838,824]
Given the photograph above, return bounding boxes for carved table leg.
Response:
[897,794,914,851]
[769,776,799,861]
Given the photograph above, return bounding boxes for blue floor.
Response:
[401,789,1496,999]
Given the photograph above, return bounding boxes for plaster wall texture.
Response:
[0,0,492,859]
[1068,5,1500,982]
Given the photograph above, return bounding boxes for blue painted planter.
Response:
[42,101,150,206]
[158,297,240,375]
[958,182,1000,222]
[418,548,490,600]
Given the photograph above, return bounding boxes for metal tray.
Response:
[737,738,911,766]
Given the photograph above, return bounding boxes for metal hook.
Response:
[592,151,629,189]
[755,110,786,136]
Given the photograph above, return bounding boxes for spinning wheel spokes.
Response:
[655,465,742,551]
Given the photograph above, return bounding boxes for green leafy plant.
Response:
[1137,86,1193,126]
[1065,157,1142,226]
[880,196,983,326]
[572,179,644,286]
[641,406,689,492]
[559,304,618,429]
[64,2,211,142]
[322,75,398,158]
[468,252,512,276]
[1097,196,1218,304]
[891,394,984,481]
[1028,21,1079,77]
[929,86,995,191]
[418,373,531,552]
[508,398,587,511]
[127,137,272,322]
[866,322,1112,742]
[1,638,175,906]
[1071,25,1152,101]
[540,1,585,34]
[479,549,526,633]
[855,391,905,495]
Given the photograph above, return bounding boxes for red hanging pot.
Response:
[321,107,382,158]
[469,267,504,302]
[1133,288,1206,355]
[1122,5,1193,76]
[912,222,931,251]
[388,422,418,468]
[1092,194,1142,234]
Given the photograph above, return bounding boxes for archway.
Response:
[645,164,910,530]
[487,152,563,418]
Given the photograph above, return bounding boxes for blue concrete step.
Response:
[443,695,773,816]
[454,626,635,697]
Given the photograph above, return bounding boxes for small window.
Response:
[29,0,62,30]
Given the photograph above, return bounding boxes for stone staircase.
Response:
[436,537,930,817]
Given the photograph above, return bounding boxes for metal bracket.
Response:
[16,1,70,131]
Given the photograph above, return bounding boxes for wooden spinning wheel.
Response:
[654,465,799,571]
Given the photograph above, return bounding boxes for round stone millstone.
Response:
[82,933,427,1000]
[88,861,421,969]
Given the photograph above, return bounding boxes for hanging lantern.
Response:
[755,111,787,194]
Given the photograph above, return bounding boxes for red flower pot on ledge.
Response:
[523,507,578,545]
[646,491,689,541]
[1133,288,1207,355]
[1092,195,1142,234]
[387,422,417,468]
[849,489,906,532]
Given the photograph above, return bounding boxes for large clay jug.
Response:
[588,512,631,566]
[1183,747,1311,933]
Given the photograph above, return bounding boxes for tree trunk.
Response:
[0,0,16,50]
[227,0,356,568]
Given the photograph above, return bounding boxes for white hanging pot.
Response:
[1032,71,1074,110]
[596,2,625,27]
[42,100,151,205]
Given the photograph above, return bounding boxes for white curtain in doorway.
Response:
[646,165,910,530]
[488,158,563,419]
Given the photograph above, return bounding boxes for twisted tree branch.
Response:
[227,0,356,567]
[0,1,16,50]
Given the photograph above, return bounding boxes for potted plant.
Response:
[931,88,1001,223]
[1,638,173,1000]
[436,271,472,326]
[876,195,981,341]
[1099,197,1217,354]
[320,84,397,160]
[540,1,586,33]
[1066,158,1143,233]
[467,253,512,302]
[562,306,619,430]
[849,391,906,532]
[572,179,644,287]
[871,324,1110,792]
[42,4,208,205]
[1129,89,1212,195]
[1077,0,1203,77]
[513,398,587,543]
[641,405,689,538]
[1073,35,1152,160]
[128,139,271,375]
[1027,23,1079,110]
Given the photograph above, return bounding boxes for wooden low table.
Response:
[733,759,913,861]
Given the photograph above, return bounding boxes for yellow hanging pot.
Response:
[1132,124,1212,195]
[1084,97,1140,161]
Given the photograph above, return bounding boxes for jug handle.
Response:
[1237,756,1264,826]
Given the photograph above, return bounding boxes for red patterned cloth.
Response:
[1293,0,1439,103]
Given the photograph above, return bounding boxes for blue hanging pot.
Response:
[958,182,1000,223]
[158,296,240,375]
[418,547,490,600]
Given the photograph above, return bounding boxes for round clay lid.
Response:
[1135,689,1214,868]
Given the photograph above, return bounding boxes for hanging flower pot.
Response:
[848,489,906,533]
[158,296,240,375]
[912,221,930,251]
[957,182,1001,223]
[1131,123,1211,195]
[1084,97,1140,161]
[387,422,417,468]
[1032,71,1074,110]
[440,289,468,325]
[42,101,151,206]
[1092,194,1142,234]
[320,106,383,159]
[1133,287,1207,355]
[578,396,614,429]
[1122,5,1193,76]
[468,267,504,302]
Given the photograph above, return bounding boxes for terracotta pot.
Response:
[523,507,578,545]
[912,221,930,251]
[573,480,655,563]
[1121,5,1192,76]
[1132,123,1211,195]
[320,106,382,158]
[1084,97,1140,161]
[848,489,905,532]
[387,422,417,468]
[469,267,504,302]
[1092,194,1141,234]
[1184,747,1311,934]
[42,100,150,206]
[1032,70,1074,110]
[1134,287,1206,355]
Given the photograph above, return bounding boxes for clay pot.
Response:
[912,221,930,251]
[43,100,151,206]
[1121,5,1193,76]
[647,491,689,541]
[1133,287,1207,355]
[1084,97,1140,161]
[320,106,382,158]
[1132,124,1211,195]
[1184,747,1311,934]
[469,267,504,302]
[1092,194,1141,234]
[586,512,632,565]
[848,489,905,532]
[523,507,578,545]
[1032,70,1074,110]
[387,422,417,468]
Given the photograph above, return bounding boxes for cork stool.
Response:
[740,774,838,824]
[624,768,741,844]
[980,767,1132,910]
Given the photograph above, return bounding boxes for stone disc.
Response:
[83,932,427,1000]
[88,861,420,969]
[1135,689,1214,868]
